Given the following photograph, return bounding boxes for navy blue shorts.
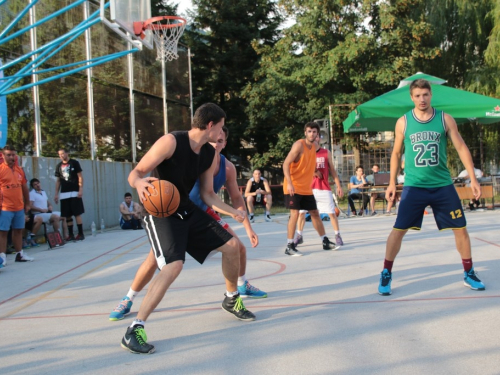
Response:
[394,184,466,231]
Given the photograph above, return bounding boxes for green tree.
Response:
[184,0,283,159]
[244,0,441,170]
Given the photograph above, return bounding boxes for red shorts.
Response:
[205,207,229,230]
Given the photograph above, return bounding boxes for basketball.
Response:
[335,207,340,217]
[142,180,180,218]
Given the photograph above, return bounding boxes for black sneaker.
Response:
[121,325,155,354]
[221,293,256,321]
[285,242,303,256]
[74,234,85,241]
[323,236,340,251]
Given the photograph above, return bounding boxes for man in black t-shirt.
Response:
[120,103,254,355]
[54,149,85,242]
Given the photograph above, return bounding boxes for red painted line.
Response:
[170,258,287,289]
[2,293,499,321]
[0,236,147,307]
[474,238,500,247]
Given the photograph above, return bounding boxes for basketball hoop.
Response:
[135,16,187,61]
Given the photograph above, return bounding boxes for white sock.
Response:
[335,231,339,235]
[287,238,294,244]
[131,319,145,327]
[226,290,238,297]
[126,288,139,301]
[320,235,326,241]
[266,211,270,216]
[296,231,303,236]
[238,275,247,286]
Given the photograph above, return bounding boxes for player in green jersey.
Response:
[378,79,485,295]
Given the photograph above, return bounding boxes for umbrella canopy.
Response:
[343,75,500,133]
[397,72,447,88]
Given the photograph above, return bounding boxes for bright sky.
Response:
[176,0,193,18]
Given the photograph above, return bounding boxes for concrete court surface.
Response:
[1,210,499,375]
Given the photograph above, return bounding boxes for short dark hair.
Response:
[30,178,40,188]
[356,165,364,171]
[304,122,320,132]
[410,79,431,94]
[222,125,229,140]
[124,192,132,198]
[58,148,68,153]
[192,103,226,130]
[372,164,380,169]
[2,145,16,152]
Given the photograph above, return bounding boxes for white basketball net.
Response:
[147,18,187,62]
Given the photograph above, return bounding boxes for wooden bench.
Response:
[455,184,495,209]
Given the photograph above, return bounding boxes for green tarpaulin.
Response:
[343,74,500,133]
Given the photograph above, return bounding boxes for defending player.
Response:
[378,79,485,295]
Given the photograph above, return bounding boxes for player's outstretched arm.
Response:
[226,160,258,247]
[200,156,245,223]
[283,140,304,196]
[128,134,175,202]
[386,117,405,202]
[445,114,482,199]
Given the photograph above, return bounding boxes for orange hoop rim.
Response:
[143,16,187,31]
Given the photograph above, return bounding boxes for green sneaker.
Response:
[221,293,256,321]
[121,325,155,354]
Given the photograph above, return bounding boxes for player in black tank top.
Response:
[120,103,255,355]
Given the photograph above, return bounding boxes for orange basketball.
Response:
[142,180,180,218]
[335,207,340,217]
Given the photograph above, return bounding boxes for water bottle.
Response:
[256,193,261,203]
[100,218,105,234]
[91,221,97,237]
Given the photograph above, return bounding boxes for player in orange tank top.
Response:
[282,122,339,256]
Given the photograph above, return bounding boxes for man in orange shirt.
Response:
[282,122,339,256]
[0,145,33,267]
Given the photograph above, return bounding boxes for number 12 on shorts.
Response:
[449,209,463,219]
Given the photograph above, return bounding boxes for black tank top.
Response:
[153,131,215,213]
[249,178,265,193]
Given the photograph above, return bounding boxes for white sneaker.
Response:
[265,215,272,222]
[0,252,6,267]
[15,252,34,262]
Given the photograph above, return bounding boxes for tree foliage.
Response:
[184,0,283,160]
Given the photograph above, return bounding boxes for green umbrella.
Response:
[343,74,500,133]
[397,72,447,88]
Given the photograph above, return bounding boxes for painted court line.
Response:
[0,236,147,308]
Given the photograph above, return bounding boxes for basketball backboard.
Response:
[100,0,153,49]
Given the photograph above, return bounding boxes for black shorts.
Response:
[284,194,317,211]
[143,206,233,269]
[61,197,85,218]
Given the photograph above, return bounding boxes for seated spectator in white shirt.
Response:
[29,178,68,238]
[119,192,143,230]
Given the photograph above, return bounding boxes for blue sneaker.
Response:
[464,268,485,290]
[378,269,392,295]
[0,256,4,269]
[109,297,133,321]
[237,280,267,298]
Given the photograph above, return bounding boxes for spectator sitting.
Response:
[368,164,394,215]
[29,178,68,239]
[348,165,370,216]
[457,166,483,210]
[119,192,143,230]
[244,169,273,222]
[23,213,42,248]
